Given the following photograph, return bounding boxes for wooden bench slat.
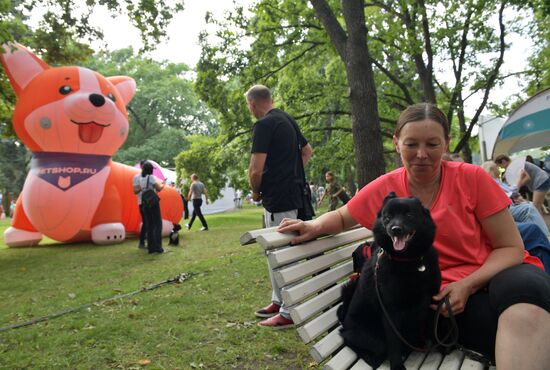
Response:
[289,282,344,324]
[405,351,428,369]
[274,244,358,287]
[349,359,374,370]
[309,326,344,363]
[323,346,358,370]
[256,231,297,250]
[281,261,353,306]
[438,350,465,370]
[297,303,341,343]
[460,357,485,370]
[267,229,372,268]
[419,351,444,369]
[239,225,279,245]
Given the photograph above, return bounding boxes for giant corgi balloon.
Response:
[1,43,183,247]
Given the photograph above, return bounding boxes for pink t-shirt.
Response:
[348,161,543,287]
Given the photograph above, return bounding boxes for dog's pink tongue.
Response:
[79,124,104,143]
[392,236,406,251]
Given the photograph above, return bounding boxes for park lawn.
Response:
[0,205,318,369]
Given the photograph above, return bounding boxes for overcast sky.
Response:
[87,0,256,66]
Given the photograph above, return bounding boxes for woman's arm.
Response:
[277,205,358,244]
[517,169,531,188]
[433,208,524,316]
[463,208,524,291]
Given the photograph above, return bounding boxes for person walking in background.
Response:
[318,171,349,211]
[186,174,209,231]
[495,154,550,215]
[246,84,313,329]
[133,161,165,254]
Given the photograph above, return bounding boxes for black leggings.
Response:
[144,202,163,252]
[189,199,208,229]
[441,264,550,361]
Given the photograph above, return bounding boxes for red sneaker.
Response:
[257,314,294,330]
[255,302,281,318]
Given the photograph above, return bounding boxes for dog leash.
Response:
[374,249,459,353]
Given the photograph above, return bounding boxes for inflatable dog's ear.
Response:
[0,43,49,96]
[107,76,136,106]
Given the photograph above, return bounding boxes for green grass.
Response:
[0,205,319,369]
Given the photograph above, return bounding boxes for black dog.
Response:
[337,192,441,370]
[168,224,181,246]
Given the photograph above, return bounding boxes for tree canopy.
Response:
[195,0,547,189]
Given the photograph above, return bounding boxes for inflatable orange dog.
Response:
[1,43,183,247]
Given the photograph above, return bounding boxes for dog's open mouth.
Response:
[391,231,415,252]
[71,120,111,143]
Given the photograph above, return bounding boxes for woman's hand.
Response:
[277,218,319,244]
[430,279,474,317]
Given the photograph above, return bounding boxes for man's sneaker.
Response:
[255,302,281,318]
[257,314,294,330]
[185,224,190,230]
[200,227,208,231]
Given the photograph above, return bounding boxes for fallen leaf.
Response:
[137,359,151,365]
[68,293,76,299]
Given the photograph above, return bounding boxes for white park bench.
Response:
[240,225,492,370]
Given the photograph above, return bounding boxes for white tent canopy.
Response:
[492,88,550,157]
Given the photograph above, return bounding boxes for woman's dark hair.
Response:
[141,161,153,177]
[494,154,510,164]
[395,103,449,138]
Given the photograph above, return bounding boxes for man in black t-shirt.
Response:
[246,84,313,329]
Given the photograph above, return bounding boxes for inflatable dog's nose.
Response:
[89,93,106,107]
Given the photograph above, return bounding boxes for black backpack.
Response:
[142,175,160,208]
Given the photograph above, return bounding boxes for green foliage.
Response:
[196,0,545,177]
[113,128,189,168]
[0,137,28,209]
[175,135,228,202]
[84,48,218,148]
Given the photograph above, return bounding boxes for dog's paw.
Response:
[4,227,43,247]
[91,223,125,245]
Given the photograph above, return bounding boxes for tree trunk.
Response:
[311,0,385,188]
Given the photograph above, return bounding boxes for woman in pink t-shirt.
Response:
[278,103,550,368]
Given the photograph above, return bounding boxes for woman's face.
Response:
[325,173,333,182]
[393,119,449,182]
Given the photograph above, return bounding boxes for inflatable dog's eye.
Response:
[107,92,116,102]
[59,85,72,95]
